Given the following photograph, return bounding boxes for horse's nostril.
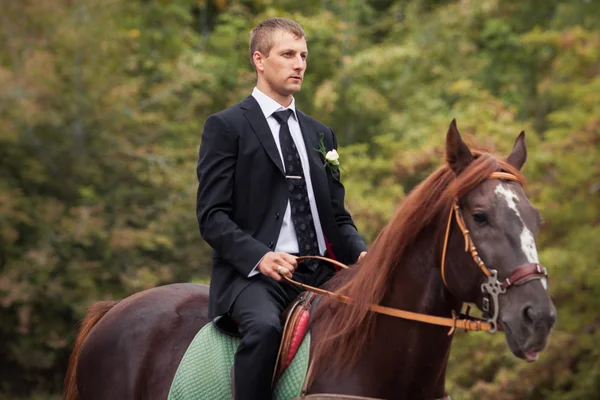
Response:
[523,306,536,325]
[522,305,556,330]
[549,308,557,327]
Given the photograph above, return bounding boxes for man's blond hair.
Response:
[249,18,305,71]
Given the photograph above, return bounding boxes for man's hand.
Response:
[258,252,298,281]
[358,251,367,263]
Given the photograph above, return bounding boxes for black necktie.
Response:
[272,109,320,271]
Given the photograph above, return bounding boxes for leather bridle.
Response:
[440,171,548,331]
[285,171,549,334]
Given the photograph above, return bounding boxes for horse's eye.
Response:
[473,212,488,225]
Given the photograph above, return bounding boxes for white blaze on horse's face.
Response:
[494,183,547,290]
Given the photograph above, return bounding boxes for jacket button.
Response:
[275,213,280,219]
[269,241,274,248]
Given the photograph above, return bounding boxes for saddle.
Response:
[214,291,318,386]
[168,294,315,400]
[274,291,318,383]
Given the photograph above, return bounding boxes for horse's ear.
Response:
[506,131,527,170]
[446,119,473,175]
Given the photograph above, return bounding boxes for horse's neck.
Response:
[363,234,461,398]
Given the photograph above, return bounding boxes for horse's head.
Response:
[443,120,556,362]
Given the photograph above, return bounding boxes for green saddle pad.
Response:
[168,323,311,400]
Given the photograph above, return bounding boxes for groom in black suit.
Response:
[196,17,367,400]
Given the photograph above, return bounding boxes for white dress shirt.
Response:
[248,87,326,277]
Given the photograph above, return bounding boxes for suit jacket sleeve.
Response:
[327,128,368,262]
[196,114,271,277]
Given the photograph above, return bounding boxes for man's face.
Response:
[256,30,307,97]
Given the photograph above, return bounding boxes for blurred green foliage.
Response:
[0,0,598,398]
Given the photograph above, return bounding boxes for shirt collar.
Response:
[252,87,297,121]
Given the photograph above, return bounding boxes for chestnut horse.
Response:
[63,121,556,400]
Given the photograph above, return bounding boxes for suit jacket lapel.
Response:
[241,96,285,175]
[296,111,330,213]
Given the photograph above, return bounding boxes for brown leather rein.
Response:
[284,171,549,334]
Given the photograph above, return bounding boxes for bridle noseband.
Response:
[440,171,548,332]
[286,171,549,334]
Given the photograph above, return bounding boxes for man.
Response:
[196,17,367,400]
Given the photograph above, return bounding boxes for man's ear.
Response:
[253,51,265,72]
[446,119,473,175]
[506,131,527,170]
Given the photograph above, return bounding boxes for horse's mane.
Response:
[311,149,524,375]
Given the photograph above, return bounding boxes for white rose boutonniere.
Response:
[316,133,341,173]
[325,149,340,166]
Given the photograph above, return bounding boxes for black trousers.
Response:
[229,262,334,400]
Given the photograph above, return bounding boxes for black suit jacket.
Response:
[196,95,367,318]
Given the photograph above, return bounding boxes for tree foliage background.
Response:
[0,0,598,398]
